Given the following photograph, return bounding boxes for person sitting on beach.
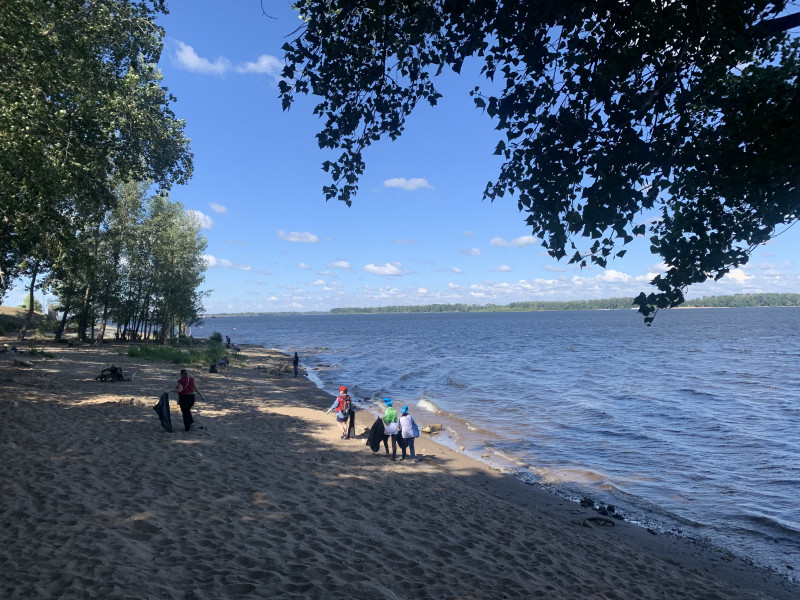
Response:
[218,355,230,372]
[171,369,202,432]
[381,398,400,459]
[398,405,419,462]
[326,385,352,439]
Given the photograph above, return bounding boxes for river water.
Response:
[197,308,800,576]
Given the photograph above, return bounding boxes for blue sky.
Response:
[14,1,800,313]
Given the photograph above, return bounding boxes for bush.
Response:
[127,345,188,364]
[28,344,55,358]
[36,318,58,335]
[127,334,226,367]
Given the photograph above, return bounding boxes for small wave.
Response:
[446,377,468,388]
[677,388,720,400]
[417,398,441,414]
[739,513,800,539]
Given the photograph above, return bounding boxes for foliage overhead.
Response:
[280,0,800,322]
[0,0,193,300]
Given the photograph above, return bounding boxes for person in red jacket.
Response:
[326,385,352,439]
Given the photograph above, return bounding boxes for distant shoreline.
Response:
[205,293,800,318]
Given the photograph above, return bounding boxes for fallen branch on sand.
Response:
[95,364,132,382]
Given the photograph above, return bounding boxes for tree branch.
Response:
[753,11,800,36]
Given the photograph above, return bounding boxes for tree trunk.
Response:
[78,223,101,341]
[97,247,121,343]
[77,280,92,341]
[55,295,72,342]
[17,264,39,341]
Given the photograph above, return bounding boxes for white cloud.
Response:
[203,254,251,271]
[451,267,464,274]
[310,279,326,286]
[392,238,419,245]
[597,269,632,283]
[329,260,352,271]
[542,265,565,273]
[235,54,282,76]
[186,209,214,229]
[277,229,319,243]
[384,177,433,191]
[448,283,461,289]
[463,230,475,237]
[460,248,482,256]
[490,235,538,248]
[297,262,311,270]
[364,262,405,276]
[493,265,513,272]
[174,41,231,75]
[173,42,282,79]
[208,202,228,214]
[417,288,429,294]
[726,268,753,284]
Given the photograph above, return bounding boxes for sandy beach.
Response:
[1,339,798,599]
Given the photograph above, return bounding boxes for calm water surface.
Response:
[197,308,800,575]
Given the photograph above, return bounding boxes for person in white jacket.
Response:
[398,405,419,462]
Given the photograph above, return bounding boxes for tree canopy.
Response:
[46,182,207,343]
[0,0,193,303]
[280,0,800,322]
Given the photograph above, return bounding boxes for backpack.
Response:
[339,394,351,417]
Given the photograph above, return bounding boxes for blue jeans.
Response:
[401,436,415,459]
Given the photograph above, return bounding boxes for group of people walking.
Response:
[377,398,419,462]
[165,367,420,465]
[328,388,420,462]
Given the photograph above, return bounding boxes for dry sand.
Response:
[1,339,798,599]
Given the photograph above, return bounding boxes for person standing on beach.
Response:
[326,385,352,439]
[398,405,419,462]
[172,369,201,432]
[381,398,400,459]
[293,352,299,377]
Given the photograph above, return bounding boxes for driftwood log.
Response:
[96,365,131,382]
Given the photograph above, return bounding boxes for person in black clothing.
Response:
[293,352,299,376]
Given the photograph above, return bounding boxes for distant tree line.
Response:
[327,294,800,315]
[330,298,637,314]
[683,293,800,308]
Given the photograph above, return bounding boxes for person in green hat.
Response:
[381,398,399,459]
